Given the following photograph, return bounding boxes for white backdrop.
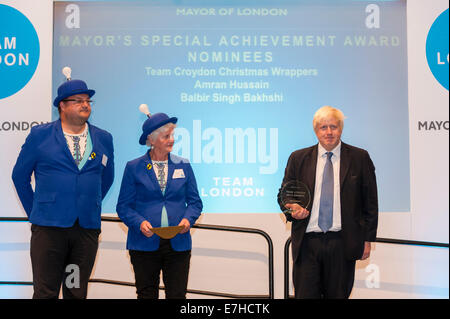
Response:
[0,0,53,218]
[0,0,448,299]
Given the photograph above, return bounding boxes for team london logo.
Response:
[426,8,449,90]
[0,4,40,99]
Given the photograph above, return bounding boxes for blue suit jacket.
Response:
[116,152,203,252]
[12,119,115,229]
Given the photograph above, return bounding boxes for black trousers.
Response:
[30,221,100,299]
[129,239,191,299]
[293,231,356,299]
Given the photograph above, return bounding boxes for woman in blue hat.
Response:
[116,112,203,299]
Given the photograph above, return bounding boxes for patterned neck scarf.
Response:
[153,161,168,193]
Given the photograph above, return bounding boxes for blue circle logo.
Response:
[0,4,40,99]
[426,9,449,90]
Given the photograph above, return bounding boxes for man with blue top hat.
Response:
[12,67,114,299]
[117,108,202,299]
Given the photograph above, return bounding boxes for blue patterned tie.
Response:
[318,152,333,232]
[72,136,82,166]
[155,162,167,192]
[155,162,169,227]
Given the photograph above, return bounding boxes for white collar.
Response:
[318,141,341,159]
[63,123,89,137]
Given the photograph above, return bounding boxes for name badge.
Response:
[102,154,108,167]
[173,169,185,179]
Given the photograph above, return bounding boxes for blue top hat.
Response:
[53,79,95,107]
[139,113,178,145]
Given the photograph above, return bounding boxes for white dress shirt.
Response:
[306,141,342,233]
[63,123,88,162]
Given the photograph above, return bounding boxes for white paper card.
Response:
[172,168,185,179]
[102,154,108,167]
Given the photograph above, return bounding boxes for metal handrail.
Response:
[0,216,274,299]
[283,235,449,299]
[284,237,292,299]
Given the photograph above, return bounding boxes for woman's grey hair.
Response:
[146,122,176,147]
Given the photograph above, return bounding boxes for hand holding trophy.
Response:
[280,180,311,219]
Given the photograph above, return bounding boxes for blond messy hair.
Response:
[313,106,345,131]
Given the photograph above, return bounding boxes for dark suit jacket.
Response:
[12,119,114,229]
[278,142,378,262]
